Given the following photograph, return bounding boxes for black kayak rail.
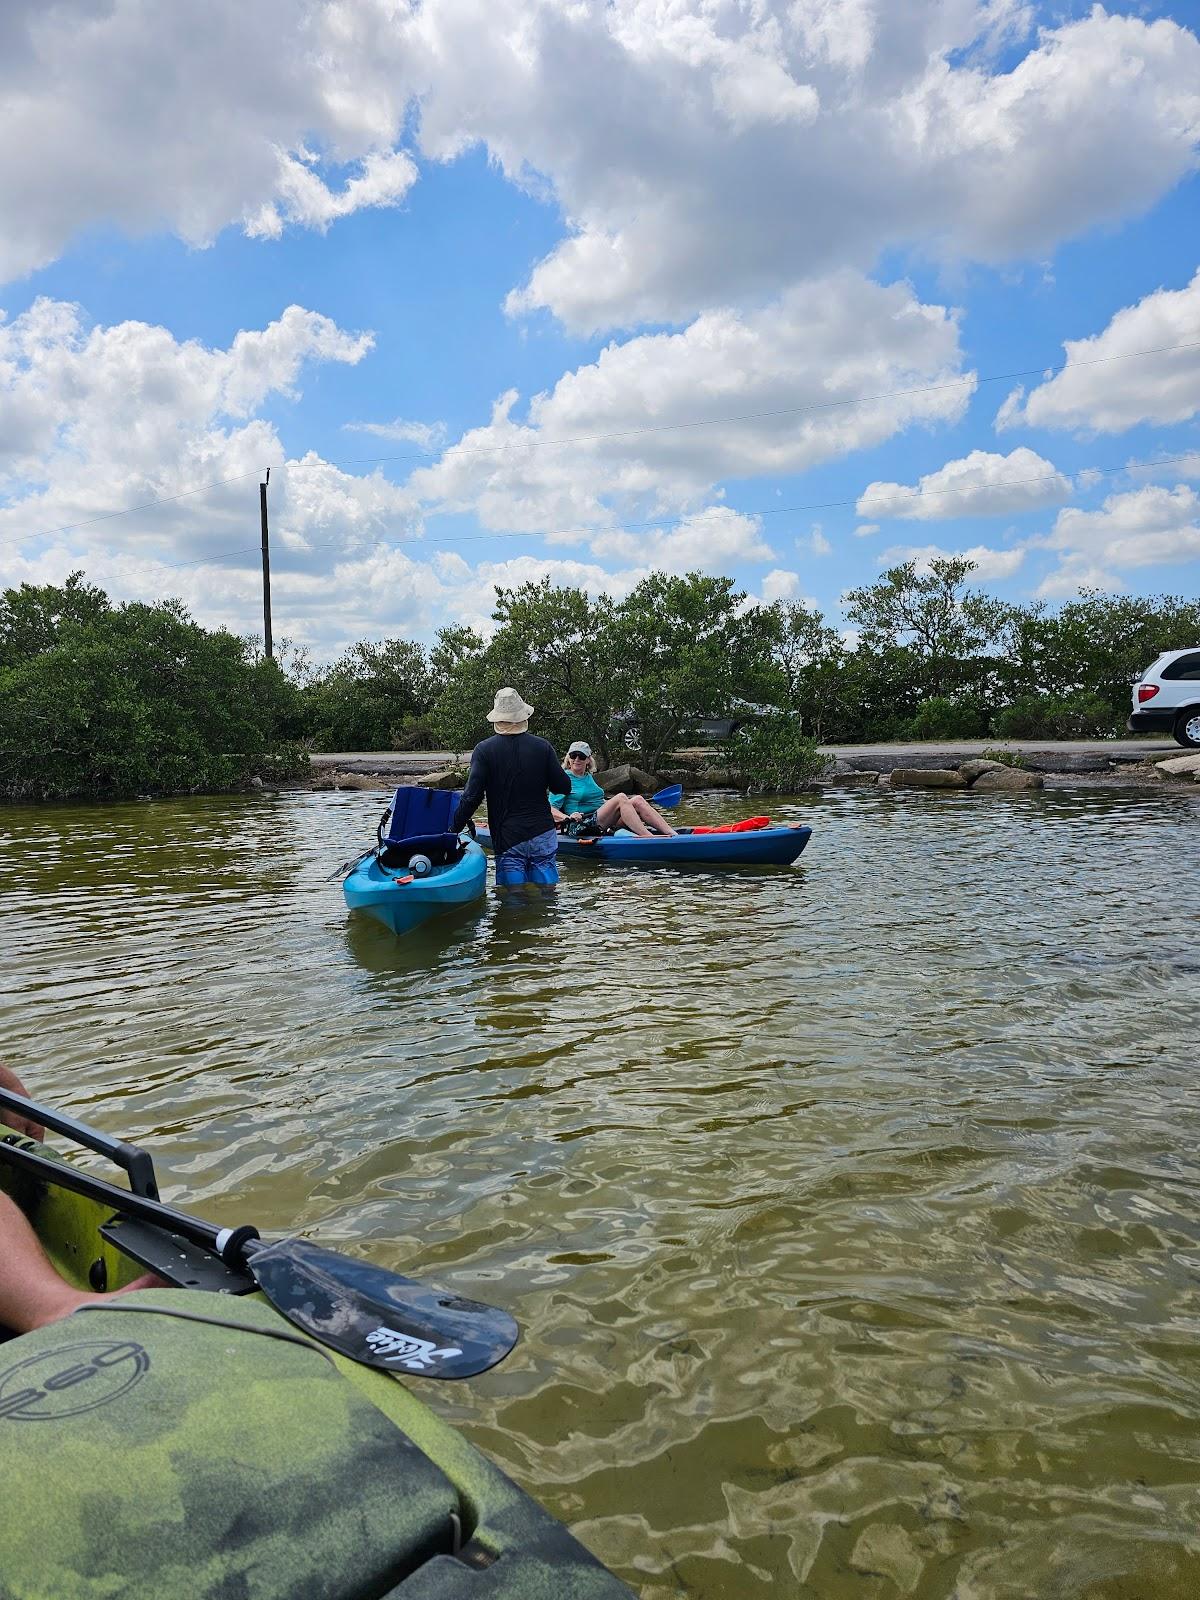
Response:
[0,1087,159,1199]
[0,1091,520,1379]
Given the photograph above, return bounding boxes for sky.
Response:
[1,0,1198,660]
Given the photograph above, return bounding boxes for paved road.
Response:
[311,739,1175,772]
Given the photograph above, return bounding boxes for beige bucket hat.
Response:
[486,687,535,723]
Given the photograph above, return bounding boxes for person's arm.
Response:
[0,1064,43,1142]
[451,747,488,832]
[547,748,575,803]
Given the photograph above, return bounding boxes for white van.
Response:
[1128,649,1200,747]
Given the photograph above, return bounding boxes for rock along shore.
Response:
[305,741,1199,796]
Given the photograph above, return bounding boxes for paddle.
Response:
[0,1092,518,1380]
[651,784,683,809]
[329,846,374,881]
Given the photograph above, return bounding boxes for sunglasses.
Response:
[568,751,589,759]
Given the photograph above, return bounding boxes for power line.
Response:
[27,448,1196,579]
[332,336,1200,469]
[2,333,1198,555]
[357,449,1199,553]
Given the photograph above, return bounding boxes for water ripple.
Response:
[2,784,1200,1596]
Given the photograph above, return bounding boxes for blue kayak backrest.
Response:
[378,786,465,867]
[382,786,462,845]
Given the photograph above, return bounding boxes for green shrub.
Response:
[717,714,832,792]
[0,578,300,801]
[993,693,1120,741]
[901,696,989,740]
[979,747,1027,769]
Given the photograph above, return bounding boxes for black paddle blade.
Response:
[248,1238,519,1379]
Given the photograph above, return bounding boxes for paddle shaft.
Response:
[0,1091,521,1379]
[0,1135,250,1264]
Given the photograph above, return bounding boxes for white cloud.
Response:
[0,298,414,589]
[0,295,800,654]
[436,1,1200,331]
[1125,452,1200,484]
[0,0,423,283]
[5,2,1198,335]
[807,524,833,556]
[589,506,773,570]
[854,523,880,538]
[858,447,1070,519]
[343,417,447,451]
[1036,483,1200,595]
[0,535,653,656]
[243,147,417,240]
[999,268,1200,433]
[407,273,972,538]
[759,569,806,604]
[880,542,1025,581]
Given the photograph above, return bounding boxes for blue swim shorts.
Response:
[495,826,560,887]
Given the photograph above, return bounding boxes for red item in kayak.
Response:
[690,816,771,834]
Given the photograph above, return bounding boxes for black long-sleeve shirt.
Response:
[451,733,575,856]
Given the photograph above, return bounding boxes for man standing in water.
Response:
[452,688,576,889]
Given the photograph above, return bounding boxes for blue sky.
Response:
[1,0,1198,658]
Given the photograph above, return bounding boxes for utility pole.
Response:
[259,467,273,660]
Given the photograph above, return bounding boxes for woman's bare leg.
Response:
[629,795,677,835]
[593,795,655,836]
[0,1193,163,1333]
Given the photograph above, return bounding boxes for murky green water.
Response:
[2,783,1200,1597]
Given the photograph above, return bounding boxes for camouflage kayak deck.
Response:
[0,1145,635,1599]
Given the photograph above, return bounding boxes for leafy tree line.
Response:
[0,574,303,800]
[296,559,1199,758]
[3,563,1196,800]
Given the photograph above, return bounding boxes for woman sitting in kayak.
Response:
[549,741,677,839]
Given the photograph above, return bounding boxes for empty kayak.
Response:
[478,822,812,866]
[342,784,487,934]
[343,839,487,934]
[0,1093,635,1599]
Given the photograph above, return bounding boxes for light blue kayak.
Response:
[477,823,811,867]
[341,785,487,934]
[343,839,487,933]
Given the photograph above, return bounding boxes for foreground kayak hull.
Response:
[0,1138,634,1598]
[478,823,812,866]
[343,840,487,933]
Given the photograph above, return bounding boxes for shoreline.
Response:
[308,740,1198,795]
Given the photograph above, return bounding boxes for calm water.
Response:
[2,784,1199,1598]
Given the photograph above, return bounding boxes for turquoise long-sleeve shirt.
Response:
[550,771,606,814]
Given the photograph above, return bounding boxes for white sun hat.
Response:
[487,687,535,723]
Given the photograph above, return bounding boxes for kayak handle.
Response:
[0,1087,159,1200]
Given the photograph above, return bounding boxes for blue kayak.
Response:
[477,823,811,866]
[342,785,487,934]
[343,840,487,933]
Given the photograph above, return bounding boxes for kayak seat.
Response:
[0,1293,467,1599]
[379,833,463,870]
[383,786,462,843]
[380,785,465,869]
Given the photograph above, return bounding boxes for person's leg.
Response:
[629,795,677,836]
[593,796,632,833]
[594,794,657,836]
[523,827,560,892]
[0,1193,162,1334]
[620,796,659,838]
[494,842,528,889]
